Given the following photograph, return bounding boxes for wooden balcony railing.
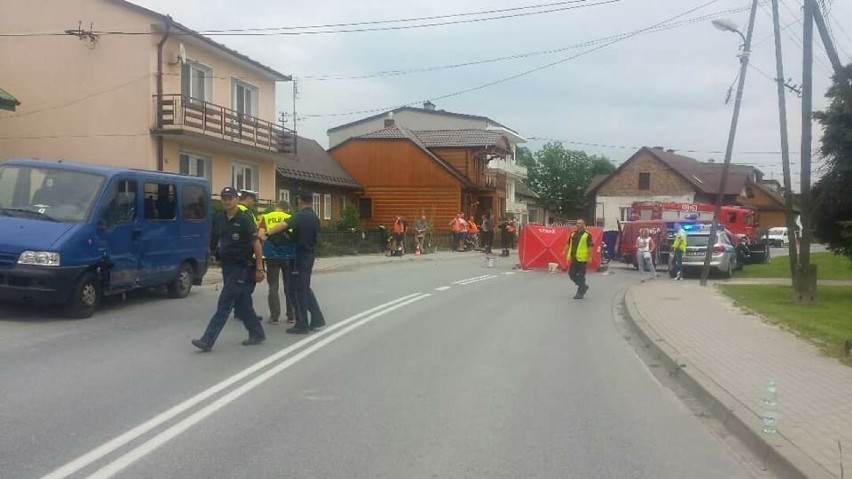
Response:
[155,94,294,154]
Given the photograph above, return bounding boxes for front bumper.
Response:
[0,265,88,304]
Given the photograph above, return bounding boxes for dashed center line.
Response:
[434,286,451,291]
[452,275,492,285]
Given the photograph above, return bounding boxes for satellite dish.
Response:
[178,43,186,64]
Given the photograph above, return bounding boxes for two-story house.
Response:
[0,0,295,200]
[329,121,514,231]
[327,103,530,222]
[586,146,790,230]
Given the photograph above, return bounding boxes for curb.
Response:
[620,286,834,479]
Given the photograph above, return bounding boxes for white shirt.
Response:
[636,236,652,253]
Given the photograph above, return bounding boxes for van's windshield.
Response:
[0,165,105,223]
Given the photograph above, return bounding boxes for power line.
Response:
[0,74,150,121]
[525,137,803,157]
[0,0,619,37]
[297,6,753,81]
[301,0,727,118]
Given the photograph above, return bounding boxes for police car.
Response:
[679,223,739,278]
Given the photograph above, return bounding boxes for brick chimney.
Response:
[384,112,395,128]
[423,101,436,111]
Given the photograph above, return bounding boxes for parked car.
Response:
[0,158,211,318]
[680,224,739,278]
[766,227,790,247]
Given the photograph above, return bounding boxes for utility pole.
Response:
[770,0,799,284]
[292,80,299,158]
[700,0,759,286]
[797,0,816,304]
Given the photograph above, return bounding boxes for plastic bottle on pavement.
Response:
[762,380,778,434]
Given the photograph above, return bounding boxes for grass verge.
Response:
[717,284,852,364]
[736,251,852,280]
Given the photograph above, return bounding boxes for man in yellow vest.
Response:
[259,200,297,325]
[237,189,260,226]
[563,219,594,299]
[669,222,687,281]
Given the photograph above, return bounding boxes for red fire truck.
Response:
[630,201,759,242]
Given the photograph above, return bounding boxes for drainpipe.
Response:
[156,16,172,171]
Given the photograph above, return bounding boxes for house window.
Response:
[232,80,259,118]
[340,196,348,214]
[143,182,176,220]
[313,193,321,212]
[181,61,212,102]
[230,162,257,192]
[323,194,332,220]
[638,172,651,190]
[278,189,290,205]
[359,198,373,220]
[179,152,210,180]
[620,207,632,221]
[182,184,208,220]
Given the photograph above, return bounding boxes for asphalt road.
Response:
[0,255,759,478]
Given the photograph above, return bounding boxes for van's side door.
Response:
[137,180,178,287]
[96,177,141,291]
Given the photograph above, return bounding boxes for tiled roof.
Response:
[276,136,361,189]
[585,174,609,196]
[327,106,516,134]
[359,128,509,149]
[645,148,755,196]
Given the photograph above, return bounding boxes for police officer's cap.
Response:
[239,189,258,200]
[220,186,239,198]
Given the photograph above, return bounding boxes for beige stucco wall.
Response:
[161,140,276,199]
[0,0,157,169]
[1,0,285,199]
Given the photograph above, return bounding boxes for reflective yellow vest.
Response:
[672,229,688,252]
[567,231,591,262]
[262,210,291,232]
[237,203,259,226]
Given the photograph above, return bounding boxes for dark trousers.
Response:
[291,254,325,330]
[267,258,296,319]
[481,231,494,253]
[201,262,265,345]
[568,260,588,288]
[670,250,684,278]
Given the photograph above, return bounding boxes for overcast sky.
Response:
[134,0,852,191]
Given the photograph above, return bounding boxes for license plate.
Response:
[687,251,704,256]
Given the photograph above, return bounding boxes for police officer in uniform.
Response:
[237,189,259,225]
[563,219,594,299]
[267,191,325,334]
[259,200,297,325]
[192,187,266,351]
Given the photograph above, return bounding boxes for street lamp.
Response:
[711,18,747,45]
[699,2,759,287]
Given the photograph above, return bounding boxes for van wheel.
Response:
[67,272,100,319]
[167,262,194,299]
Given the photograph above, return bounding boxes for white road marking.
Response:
[434,286,451,291]
[84,293,432,479]
[502,272,515,275]
[451,275,491,284]
[454,275,498,285]
[41,293,425,479]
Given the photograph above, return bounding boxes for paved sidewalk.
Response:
[201,250,494,285]
[624,279,852,478]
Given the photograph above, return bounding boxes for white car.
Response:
[766,227,790,247]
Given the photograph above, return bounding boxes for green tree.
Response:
[812,64,852,262]
[527,141,615,217]
[515,145,535,170]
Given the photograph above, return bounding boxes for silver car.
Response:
[680,227,739,278]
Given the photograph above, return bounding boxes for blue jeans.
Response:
[291,254,325,330]
[201,262,265,345]
[670,250,684,278]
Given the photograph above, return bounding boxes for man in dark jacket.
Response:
[563,219,594,299]
[192,187,266,351]
[267,191,326,334]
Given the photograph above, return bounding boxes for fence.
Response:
[315,229,458,257]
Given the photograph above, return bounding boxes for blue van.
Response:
[0,159,211,318]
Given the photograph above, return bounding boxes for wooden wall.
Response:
[331,140,464,231]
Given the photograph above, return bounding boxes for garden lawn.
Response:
[736,251,852,280]
[718,284,852,363]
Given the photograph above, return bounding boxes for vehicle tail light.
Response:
[713,244,725,253]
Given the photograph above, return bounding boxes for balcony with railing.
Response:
[487,158,528,179]
[153,94,294,155]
